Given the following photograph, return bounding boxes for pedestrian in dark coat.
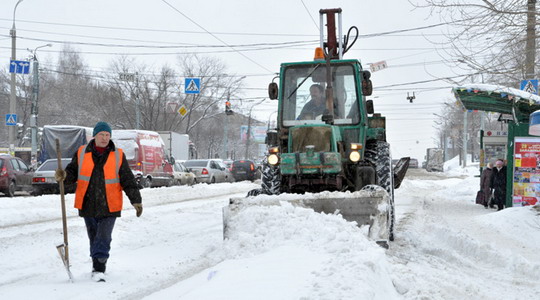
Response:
[480,162,494,208]
[56,121,142,282]
[490,159,507,211]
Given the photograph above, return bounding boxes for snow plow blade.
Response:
[223,188,392,247]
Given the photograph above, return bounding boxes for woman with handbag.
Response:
[480,162,494,208]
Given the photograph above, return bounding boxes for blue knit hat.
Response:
[93,121,112,137]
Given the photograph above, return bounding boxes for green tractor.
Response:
[224,8,410,248]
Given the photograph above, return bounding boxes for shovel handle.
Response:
[55,139,69,264]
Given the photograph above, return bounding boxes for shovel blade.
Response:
[56,244,74,282]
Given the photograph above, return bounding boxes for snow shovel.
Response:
[55,138,74,282]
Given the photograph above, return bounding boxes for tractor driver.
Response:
[298,84,327,120]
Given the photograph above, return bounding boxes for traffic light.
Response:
[225,101,233,115]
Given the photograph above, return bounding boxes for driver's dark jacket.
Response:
[298,100,326,119]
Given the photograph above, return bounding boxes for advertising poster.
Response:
[512,137,540,207]
[240,126,267,143]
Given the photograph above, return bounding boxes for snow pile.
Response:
[444,154,480,176]
[0,181,258,228]
[154,192,399,300]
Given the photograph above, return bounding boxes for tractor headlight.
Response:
[349,151,361,162]
[268,154,280,165]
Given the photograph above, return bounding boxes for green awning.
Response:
[453,84,540,122]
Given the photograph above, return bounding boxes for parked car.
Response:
[409,158,419,168]
[32,158,75,196]
[172,161,196,186]
[183,159,233,184]
[0,154,34,197]
[231,160,257,182]
[223,159,234,171]
[216,160,235,183]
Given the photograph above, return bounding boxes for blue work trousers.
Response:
[83,217,117,259]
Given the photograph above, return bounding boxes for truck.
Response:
[223,8,410,248]
[158,131,192,162]
[39,125,93,164]
[425,148,444,172]
[112,130,174,188]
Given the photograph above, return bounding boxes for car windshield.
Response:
[183,160,208,167]
[38,159,71,171]
[281,63,360,126]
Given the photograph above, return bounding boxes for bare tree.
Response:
[177,54,244,135]
[411,0,537,85]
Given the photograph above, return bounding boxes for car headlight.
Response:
[268,154,280,165]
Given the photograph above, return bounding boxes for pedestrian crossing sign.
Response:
[184,78,201,94]
[5,114,17,126]
[520,79,538,95]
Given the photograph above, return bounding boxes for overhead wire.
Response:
[300,0,319,31]
[159,0,273,74]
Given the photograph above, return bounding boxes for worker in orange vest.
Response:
[56,121,142,282]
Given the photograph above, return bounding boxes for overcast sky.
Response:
[0,0,463,161]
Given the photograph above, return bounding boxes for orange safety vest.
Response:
[74,145,124,212]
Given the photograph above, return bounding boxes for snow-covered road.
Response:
[1,163,539,299]
[388,169,540,299]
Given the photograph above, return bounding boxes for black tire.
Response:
[261,160,281,195]
[211,177,216,184]
[6,181,16,197]
[365,140,395,241]
[247,188,263,197]
[32,187,43,196]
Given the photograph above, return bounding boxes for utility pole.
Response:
[525,0,536,79]
[244,99,266,159]
[463,110,468,167]
[222,91,231,159]
[29,44,51,165]
[9,0,24,154]
[245,113,252,159]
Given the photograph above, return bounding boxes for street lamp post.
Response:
[244,99,266,159]
[9,0,24,154]
[29,43,52,164]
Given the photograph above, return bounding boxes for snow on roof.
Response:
[112,129,165,148]
[453,83,540,104]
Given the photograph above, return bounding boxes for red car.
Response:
[0,154,34,197]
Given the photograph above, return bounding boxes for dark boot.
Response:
[92,257,107,273]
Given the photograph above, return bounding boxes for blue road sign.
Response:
[520,79,538,95]
[9,60,31,74]
[184,78,201,94]
[5,114,17,126]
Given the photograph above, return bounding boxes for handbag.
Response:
[475,190,484,205]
